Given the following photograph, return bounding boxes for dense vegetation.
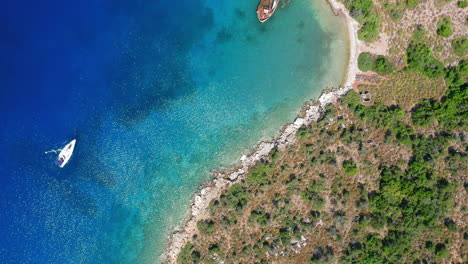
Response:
[358,52,393,75]
[406,39,467,128]
[342,0,381,42]
[457,0,468,8]
[342,86,465,263]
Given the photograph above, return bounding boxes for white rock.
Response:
[229,172,239,181]
[294,118,306,128]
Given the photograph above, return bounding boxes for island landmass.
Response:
[165,0,467,263]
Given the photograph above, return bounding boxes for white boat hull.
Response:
[56,139,76,168]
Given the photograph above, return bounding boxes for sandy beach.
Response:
[162,0,366,262]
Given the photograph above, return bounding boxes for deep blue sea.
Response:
[0,0,346,263]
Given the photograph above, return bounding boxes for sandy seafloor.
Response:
[0,0,347,263]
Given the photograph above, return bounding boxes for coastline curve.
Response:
[162,0,360,262]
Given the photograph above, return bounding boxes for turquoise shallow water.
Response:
[136,0,348,261]
[0,0,346,263]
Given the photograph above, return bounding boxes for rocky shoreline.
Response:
[161,0,361,262]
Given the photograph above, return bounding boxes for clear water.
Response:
[0,0,347,263]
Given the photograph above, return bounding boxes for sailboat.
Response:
[55,139,76,168]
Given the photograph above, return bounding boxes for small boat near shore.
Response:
[257,0,280,23]
[55,139,76,168]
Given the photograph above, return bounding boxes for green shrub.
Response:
[245,163,272,186]
[279,228,291,245]
[343,0,381,42]
[333,211,347,227]
[344,0,374,23]
[317,105,337,124]
[406,43,445,78]
[270,147,281,162]
[339,125,363,145]
[358,52,374,72]
[435,243,449,258]
[370,215,385,230]
[389,9,403,21]
[457,1,468,7]
[220,212,237,228]
[220,183,249,210]
[308,211,321,223]
[445,60,467,87]
[411,25,426,43]
[459,60,468,78]
[208,243,222,255]
[342,233,386,263]
[444,217,457,231]
[296,125,310,141]
[445,67,463,87]
[318,150,337,164]
[389,123,415,146]
[437,84,468,130]
[411,99,440,127]
[350,102,405,129]
[197,219,216,235]
[250,209,270,226]
[302,188,325,210]
[343,90,361,107]
[437,17,453,37]
[358,15,381,42]
[342,159,358,176]
[357,53,393,75]
[406,0,419,8]
[310,246,335,263]
[178,243,200,264]
[425,241,435,252]
[452,38,468,56]
[374,56,393,75]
